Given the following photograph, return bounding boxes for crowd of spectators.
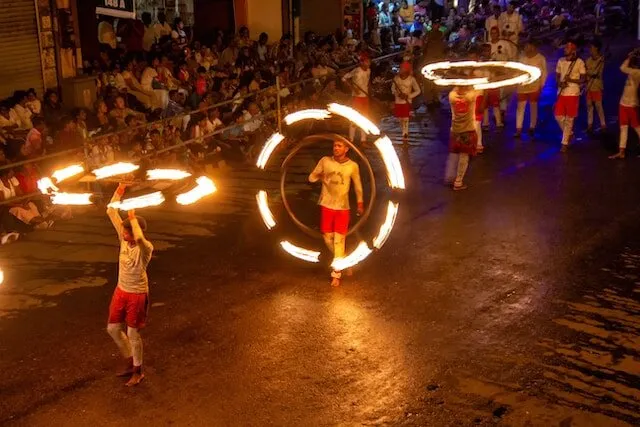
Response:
[0,0,617,243]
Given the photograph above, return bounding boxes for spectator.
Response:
[485,5,501,36]
[165,90,185,117]
[0,102,21,131]
[110,95,145,129]
[172,18,188,49]
[499,2,523,43]
[220,38,240,67]
[142,12,156,52]
[256,32,269,62]
[118,18,145,53]
[154,12,172,42]
[399,1,416,28]
[141,55,168,110]
[379,3,393,28]
[89,100,113,132]
[0,169,52,232]
[238,26,254,48]
[42,89,65,131]
[12,91,33,129]
[54,116,83,151]
[25,88,42,116]
[98,16,117,49]
[24,117,46,158]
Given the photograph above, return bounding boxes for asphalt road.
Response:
[1,40,640,426]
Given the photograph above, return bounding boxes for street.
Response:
[1,46,640,426]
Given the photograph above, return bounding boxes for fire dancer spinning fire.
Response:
[106,183,154,387]
[309,140,364,287]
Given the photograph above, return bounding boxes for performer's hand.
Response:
[357,202,364,216]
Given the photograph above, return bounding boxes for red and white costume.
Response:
[392,69,421,137]
[585,55,606,130]
[555,55,586,146]
[616,59,640,151]
[309,156,363,277]
[516,52,547,132]
[447,88,479,189]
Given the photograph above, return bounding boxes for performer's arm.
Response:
[352,162,364,214]
[128,210,153,256]
[107,184,126,240]
[342,68,355,83]
[409,77,421,99]
[309,158,324,183]
[620,59,640,78]
[540,57,548,89]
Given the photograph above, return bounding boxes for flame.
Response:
[176,176,217,205]
[256,190,276,230]
[50,192,93,206]
[37,177,59,194]
[256,133,285,170]
[0,269,4,285]
[331,241,373,271]
[328,103,380,135]
[373,201,399,249]
[146,169,192,180]
[51,164,85,183]
[92,162,140,180]
[280,241,321,263]
[108,191,165,210]
[283,109,331,125]
[421,60,541,90]
[374,136,406,190]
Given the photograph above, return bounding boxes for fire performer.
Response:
[610,51,640,159]
[446,85,479,190]
[309,140,364,287]
[515,40,547,138]
[555,41,586,152]
[106,183,154,386]
[392,62,421,141]
[342,54,372,144]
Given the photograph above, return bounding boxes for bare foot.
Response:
[125,371,145,387]
[609,152,625,159]
[116,357,133,377]
[330,278,341,287]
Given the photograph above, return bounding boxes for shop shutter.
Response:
[0,0,44,99]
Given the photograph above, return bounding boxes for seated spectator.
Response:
[256,33,270,62]
[88,100,113,133]
[110,95,145,128]
[24,117,46,158]
[0,169,52,232]
[0,102,21,131]
[399,0,415,28]
[12,91,33,129]
[171,18,189,49]
[74,108,89,139]
[89,135,116,168]
[42,89,65,131]
[242,102,263,133]
[25,88,42,115]
[165,90,185,118]
[119,58,154,109]
[54,116,84,151]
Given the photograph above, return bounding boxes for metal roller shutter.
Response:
[0,0,43,99]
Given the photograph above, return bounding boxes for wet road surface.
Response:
[1,41,640,426]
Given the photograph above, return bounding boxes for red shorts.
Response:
[517,91,541,102]
[554,95,579,118]
[352,96,370,116]
[486,89,500,107]
[450,131,478,155]
[619,105,639,127]
[587,90,603,102]
[108,286,149,329]
[320,206,350,235]
[475,94,485,121]
[394,102,411,118]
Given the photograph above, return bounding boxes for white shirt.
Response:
[619,59,640,107]
[518,53,547,93]
[118,239,154,293]
[342,67,371,97]
[0,110,21,129]
[140,67,158,91]
[499,11,523,42]
[490,40,516,61]
[556,57,586,96]
[392,75,421,104]
[309,156,363,210]
[12,105,32,129]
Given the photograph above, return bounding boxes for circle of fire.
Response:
[254,103,406,271]
[421,61,542,90]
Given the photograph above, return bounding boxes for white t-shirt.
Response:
[140,67,158,91]
[518,53,547,93]
[392,75,421,104]
[343,67,371,97]
[309,156,363,210]
[556,57,586,96]
[499,11,523,41]
[619,59,640,107]
[485,15,500,34]
[490,40,516,61]
[118,239,154,293]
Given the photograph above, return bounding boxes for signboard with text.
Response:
[96,0,135,19]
